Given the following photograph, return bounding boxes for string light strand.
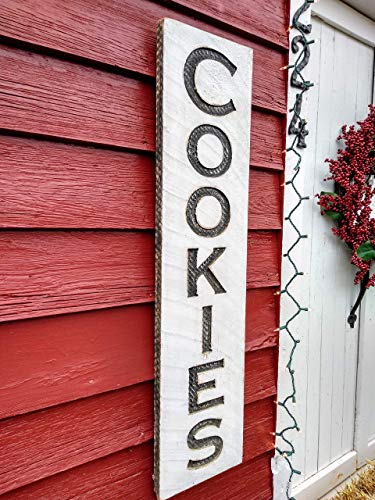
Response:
[275,1,314,498]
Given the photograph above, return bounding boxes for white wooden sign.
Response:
[154,19,253,499]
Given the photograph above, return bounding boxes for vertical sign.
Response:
[155,19,253,500]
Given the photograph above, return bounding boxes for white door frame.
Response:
[312,0,375,47]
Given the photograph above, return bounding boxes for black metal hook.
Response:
[347,271,370,328]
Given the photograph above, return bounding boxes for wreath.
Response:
[317,105,375,326]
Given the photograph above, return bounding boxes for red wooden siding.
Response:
[0,376,275,494]
[1,299,277,419]
[0,0,287,113]
[2,445,274,500]
[0,231,279,322]
[0,46,283,165]
[0,136,281,230]
[165,0,288,48]
[0,0,287,497]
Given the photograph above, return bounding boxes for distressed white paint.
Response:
[155,19,252,500]
[276,1,375,498]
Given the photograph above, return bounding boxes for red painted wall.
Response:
[0,0,288,497]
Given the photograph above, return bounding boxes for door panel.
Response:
[288,13,374,490]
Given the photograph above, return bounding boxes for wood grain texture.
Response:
[0,136,155,229]
[0,292,277,419]
[248,231,281,289]
[0,230,280,322]
[249,169,282,229]
[243,397,275,462]
[0,332,277,419]
[0,231,155,321]
[1,443,273,500]
[1,441,156,500]
[0,383,154,495]
[0,0,287,113]
[0,45,154,151]
[246,288,279,351]
[244,348,277,406]
[0,45,283,168]
[0,136,281,229]
[165,0,288,49]
[0,304,154,419]
[0,381,275,494]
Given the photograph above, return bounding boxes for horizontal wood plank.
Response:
[166,0,288,49]
[0,45,154,151]
[0,0,287,113]
[250,168,282,229]
[244,348,277,407]
[1,443,273,499]
[1,441,156,500]
[246,288,279,351]
[0,137,155,229]
[178,445,274,500]
[0,231,154,321]
[0,289,276,417]
[0,230,280,322]
[0,45,283,169]
[243,397,275,462]
[0,136,282,230]
[0,304,154,419]
[248,230,280,289]
[0,383,154,495]
[0,379,275,494]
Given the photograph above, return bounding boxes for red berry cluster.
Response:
[317,105,375,287]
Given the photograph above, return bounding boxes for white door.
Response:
[276,1,375,498]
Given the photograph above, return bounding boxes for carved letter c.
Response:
[184,47,237,116]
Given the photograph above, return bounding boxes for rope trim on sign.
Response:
[275,1,315,498]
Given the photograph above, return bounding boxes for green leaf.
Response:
[320,192,339,210]
[357,241,375,261]
[324,210,343,221]
[320,191,338,197]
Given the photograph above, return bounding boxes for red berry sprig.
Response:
[317,105,375,287]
